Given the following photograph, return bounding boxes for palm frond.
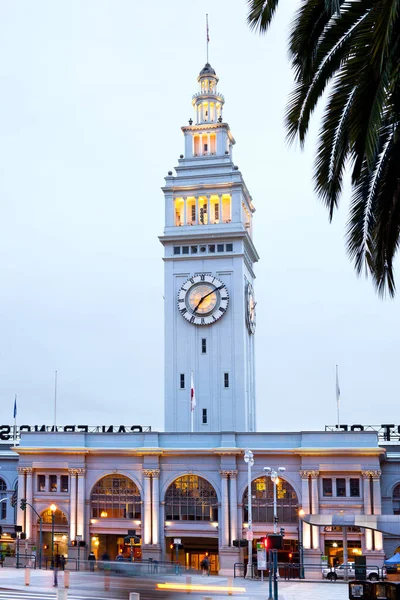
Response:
[247,0,280,34]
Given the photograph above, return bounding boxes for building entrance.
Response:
[189,552,219,573]
[91,534,141,561]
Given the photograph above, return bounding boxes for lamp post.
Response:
[298,509,305,579]
[264,466,285,600]
[244,449,254,579]
[19,498,43,569]
[50,503,57,567]
[263,467,286,533]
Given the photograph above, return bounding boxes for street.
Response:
[0,567,351,600]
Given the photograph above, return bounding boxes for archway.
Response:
[243,476,299,524]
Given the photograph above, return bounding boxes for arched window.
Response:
[91,475,141,519]
[165,475,218,522]
[0,478,6,520]
[393,483,400,515]
[40,508,68,525]
[243,477,299,524]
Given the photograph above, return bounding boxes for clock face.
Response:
[246,282,256,334]
[178,274,229,325]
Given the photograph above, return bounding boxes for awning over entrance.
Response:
[302,513,400,535]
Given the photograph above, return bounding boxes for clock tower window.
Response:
[224,373,230,388]
[201,339,207,354]
[180,374,185,389]
[202,409,207,424]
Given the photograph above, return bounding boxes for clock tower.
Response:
[160,63,259,433]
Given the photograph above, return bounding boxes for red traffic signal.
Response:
[260,537,269,549]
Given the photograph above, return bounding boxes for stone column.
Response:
[218,195,222,223]
[143,470,152,545]
[229,471,238,544]
[69,469,77,542]
[76,469,86,539]
[372,471,383,550]
[310,472,320,550]
[362,471,373,551]
[220,472,230,547]
[25,468,33,540]
[152,470,160,546]
[17,467,26,529]
[300,471,311,549]
[183,197,187,226]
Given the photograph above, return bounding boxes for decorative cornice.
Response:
[17,467,33,474]
[69,468,86,476]
[220,470,238,478]
[142,469,160,478]
[361,470,381,479]
[300,470,320,479]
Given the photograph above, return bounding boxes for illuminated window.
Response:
[50,475,58,492]
[37,475,46,492]
[0,479,6,519]
[91,475,141,520]
[393,483,400,515]
[165,475,218,521]
[323,479,332,497]
[41,508,68,525]
[222,195,231,222]
[198,197,208,224]
[336,478,346,497]
[174,198,184,226]
[61,475,69,493]
[243,477,299,524]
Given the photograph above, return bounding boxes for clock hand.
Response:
[194,284,224,312]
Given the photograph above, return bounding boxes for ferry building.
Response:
[0,63,399,575]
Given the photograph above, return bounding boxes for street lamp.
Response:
[298,508,305,579]
[50,503,57,567]
[263,467,286,533]
[244,449,254,579]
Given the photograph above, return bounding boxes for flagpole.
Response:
[206,14,209,63]
[336,365,340,429]
[13,394,17,447]
[191,370,194,433]
[54,370,58,430]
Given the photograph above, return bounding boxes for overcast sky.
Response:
[0,1,398,434]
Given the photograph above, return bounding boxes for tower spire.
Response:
[206,14,210,63]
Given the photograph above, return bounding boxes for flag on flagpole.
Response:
[13,395,17,419]
[336,365,340,409]
[206,14,210,43]
[190,371,196,412]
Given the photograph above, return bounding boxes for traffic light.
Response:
[289,553,293,561]
[20,532,27,540]
[44,544,49,550]
[0,526,2,535]
[79,541,86,547]
[280,527,285,537]
[267,534,283,550]
[71,540,77,547]
[233,539,247,548]
[260,537,269,549]
[20,498,27,511]
[170,544,174,550]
